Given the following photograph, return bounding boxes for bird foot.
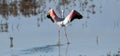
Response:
[57,41,61,46]
[67,42,70,45]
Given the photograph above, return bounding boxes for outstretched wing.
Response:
[63,10,83,24]
[47,9,59,23]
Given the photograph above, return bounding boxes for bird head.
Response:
[61,22,65,27]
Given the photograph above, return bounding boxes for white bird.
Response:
[47,9,83,45]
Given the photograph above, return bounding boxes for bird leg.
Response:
[58,42,61,56]
[57,27,61,46]
[64,27,70,44]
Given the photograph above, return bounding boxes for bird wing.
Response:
[63,10,83,25]
[47,9,59,23]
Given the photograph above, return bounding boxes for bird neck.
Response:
[62,10,64,18]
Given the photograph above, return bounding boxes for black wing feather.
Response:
[70,13,83,22]
[47,14,54,23]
